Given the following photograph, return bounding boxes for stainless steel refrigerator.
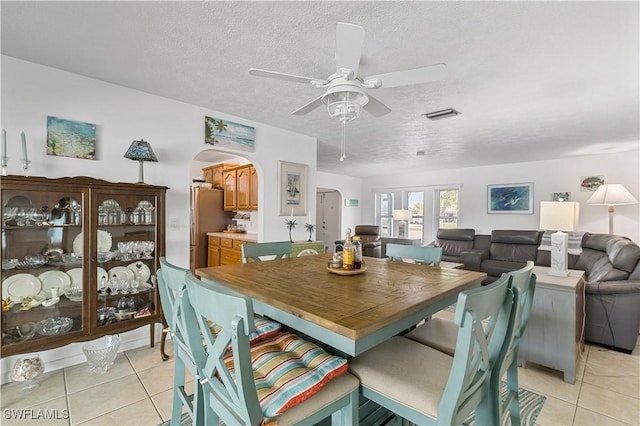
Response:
[190,187,234,272]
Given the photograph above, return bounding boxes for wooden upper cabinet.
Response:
[236,166,251,210]
[222,169,237,211]
[202,164,226,189]
[249,166,258,210]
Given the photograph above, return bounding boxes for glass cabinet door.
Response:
[94,193,158,330]
[2,187,87,351]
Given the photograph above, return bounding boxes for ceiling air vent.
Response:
[422,108,461,121]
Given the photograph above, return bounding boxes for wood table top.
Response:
[196,254,486,341]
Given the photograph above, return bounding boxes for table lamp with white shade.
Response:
[393,209,413,238]
[586,184,638,235]
[539,201,580,277]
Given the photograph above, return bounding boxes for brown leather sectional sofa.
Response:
[429,228,640,353]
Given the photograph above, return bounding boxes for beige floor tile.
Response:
[1,370,66,410]
[67,374,148,425]
[1,396,70,426]
[586,346,640,376]
[151,388,189,422]
[578,382,640,425]
[76,398,162,426]
[64,354,135,394]
[517,363,581,405]
[573,407,631,425]
[532,394,576,426]
[137,358,175,396]
[125,343,168,373]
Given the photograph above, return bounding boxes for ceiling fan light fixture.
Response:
[322,85,369,123]
[423,108,461,121]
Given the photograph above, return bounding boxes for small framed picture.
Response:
[279,161,308,216]
[552,192,570,201]
[487,183,534,214]
[580,175,604,192]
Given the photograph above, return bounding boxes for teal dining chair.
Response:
[157,257,205,426]
[241,241,292,263]
[405,261,536,425]
[348,272,516,425]
[385,243,443,266]
[180,273,360,425]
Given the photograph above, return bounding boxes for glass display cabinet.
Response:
[1,176,167,358]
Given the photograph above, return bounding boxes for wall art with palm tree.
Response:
[204,116,255,152]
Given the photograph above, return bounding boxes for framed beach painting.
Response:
[204,116,255,152]
[279,161,308,216]
[46,116,97,160]
[488,183,534,214]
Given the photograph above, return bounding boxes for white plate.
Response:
[38,271,71,298]
[2,274,42,303]
[127,262,151,283]
[73,230,112,254]
[108,266,135,282]
[66,268,83,286]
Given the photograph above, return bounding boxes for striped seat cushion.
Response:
[224,331,348,418]
[209,314,281,344]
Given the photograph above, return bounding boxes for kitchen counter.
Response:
[207,232,257,243]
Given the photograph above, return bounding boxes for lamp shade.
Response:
[393,209,413,221]
[123,139,158,162]
[586,184,638,206]
[539,201,580,231]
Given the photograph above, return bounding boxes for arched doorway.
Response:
[189,149,256,270]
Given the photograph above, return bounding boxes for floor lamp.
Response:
[539,201,580,277]
[587,184,638,235]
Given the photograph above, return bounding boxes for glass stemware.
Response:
[11,355,45,392]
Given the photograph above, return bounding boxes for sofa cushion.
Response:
[490,243,538,263]
[437,228,475,241]
[481,259,527,278]
[491,230,541,245]
[609,240,640,273]
[576,248,629,282]
[436,240,474,259]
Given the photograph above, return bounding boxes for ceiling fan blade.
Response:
[365,63,447,88]
[249,68,327,85]
[291,95,324,116]
[335,22,365,77]
[362,94,392,117]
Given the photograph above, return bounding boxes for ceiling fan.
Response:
[249,22,446,161]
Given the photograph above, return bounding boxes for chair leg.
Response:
[171,356,187,426]
[330,388,358,426]
[507,360,521,426]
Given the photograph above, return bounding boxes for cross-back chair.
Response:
[406,261,536,425]
[348,272,516,425]
[241,241,292,263]
[386,243,443,266]
[157,257,205,426]
[181,273,359,425]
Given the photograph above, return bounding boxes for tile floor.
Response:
[1,336,639,425]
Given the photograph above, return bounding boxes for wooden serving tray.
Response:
[326,266,367,275]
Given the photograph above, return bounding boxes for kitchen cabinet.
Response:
[206,233,255,266]
[207,236,220,267]
[222,169,237,211]
[222,164,258,212]
[202,164,226,189]
[1,175,166,358]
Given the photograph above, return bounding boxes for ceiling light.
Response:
[416,150,425,157]
[321,85,369,162]
[423,108,461,121]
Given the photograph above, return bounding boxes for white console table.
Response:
[518,266,585,384]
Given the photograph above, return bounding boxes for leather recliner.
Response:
[429,228,476,262]
[355,225,382,258]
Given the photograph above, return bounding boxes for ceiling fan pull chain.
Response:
[340,121,347,162]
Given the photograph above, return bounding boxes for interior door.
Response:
[316,189,341,253]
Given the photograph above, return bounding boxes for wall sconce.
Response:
[124,139,158,184]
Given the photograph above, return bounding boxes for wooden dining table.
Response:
[195,254,486,357]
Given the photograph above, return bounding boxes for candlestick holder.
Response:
[22,158,31,177]
[285,219,296,243]
[1,156,8,176]
[304,223,315,242]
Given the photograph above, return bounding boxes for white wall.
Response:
[362,151,640,243]
[0,56,317,381]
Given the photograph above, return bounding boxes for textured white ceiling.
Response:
[1,1,638,177]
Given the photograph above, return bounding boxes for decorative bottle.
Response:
[343,234,354,271]
[353,236,363,270]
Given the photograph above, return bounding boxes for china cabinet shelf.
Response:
[1,175,167,358]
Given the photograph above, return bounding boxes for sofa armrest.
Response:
[585,280,640,295]
[461,249,489,271]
